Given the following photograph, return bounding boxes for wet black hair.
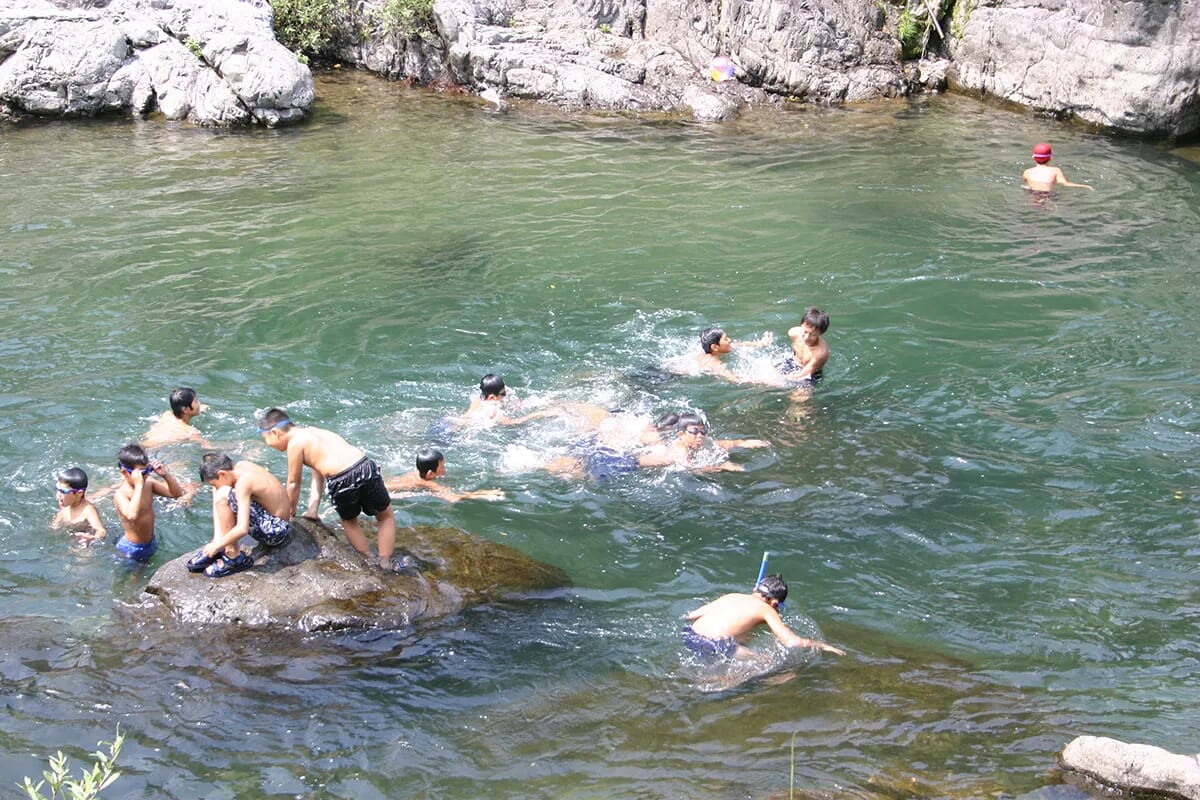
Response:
[57,467,88,490]
[117,443,149,469]
[674,412,708,433]
[199,452,235,482]
[755,573,788,603]
[259,407,294,432]
[169,387,198,419]
[479,373,506,398]
[699,327,726,354]
[415,446,445,479]
[802,307,829,334]
[654,412,680,431]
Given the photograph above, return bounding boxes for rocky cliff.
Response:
[2,0,1197,137]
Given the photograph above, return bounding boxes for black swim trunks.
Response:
[324,456,391,520]
[776,356,821,385]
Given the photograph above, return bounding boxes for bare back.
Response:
[288,427,365,477]
[142,412,201,448]
[688,593,771,641]
[234,460,291,519]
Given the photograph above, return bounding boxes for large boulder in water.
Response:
[1059,735,1200,800]
[143,519,569,632]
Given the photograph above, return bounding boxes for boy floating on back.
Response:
[258,408,399,569]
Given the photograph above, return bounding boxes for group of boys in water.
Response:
[48,143,1087,667]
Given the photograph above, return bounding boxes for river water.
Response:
[1,71,1198,798]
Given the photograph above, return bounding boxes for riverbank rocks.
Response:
[143,519,569,632]
[0,0,313,125]
[1060,735,1200,799]
[947,0,1200,138]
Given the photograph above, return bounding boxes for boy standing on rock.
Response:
[258,407,399,570]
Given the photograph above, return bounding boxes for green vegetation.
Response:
[183,35,204,60]
[892,0,957,59]
[268,0,348,61]
[20,729,124,800]
[598,22,612,33]
[374,0,437,39]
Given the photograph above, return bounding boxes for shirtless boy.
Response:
[1022,142,1093,192]
[449,374,558,429]
[113,444,182,562]
[258,408,398,569]
[142,387,210,448]
[684,574,845,660]
[686,328,774,382]
[51,467,107,543]
[386,447,506,503]
[187,452,295,578]
[777,307,830,383]
[544,412,767,479]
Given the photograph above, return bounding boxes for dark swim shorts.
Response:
[227,493,293,547]
[682,625,738,661]
[583,446,639,482]
[324,457,391,520]
[775,356,821,385]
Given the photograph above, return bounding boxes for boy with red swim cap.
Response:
[1022,142,1093,192]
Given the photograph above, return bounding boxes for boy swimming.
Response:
[113,444,182,562]
[448,374,559,428]
[666,327,775,383]
[142,387,210,448]
[50,467,107,543]
[386,447,506,503]
[684,574,845,660]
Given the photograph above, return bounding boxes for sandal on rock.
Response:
[205,551,253,579]
[186,549,218,573]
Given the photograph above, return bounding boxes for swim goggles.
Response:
[119,464,155,475]
[56,486,84,494]
[258,418,292,433]
[684,425,708,435]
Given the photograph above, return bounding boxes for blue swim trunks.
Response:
[583,446,639,482]
[682,625,738,661]
[115,535,157,563]
[228,494,293,547]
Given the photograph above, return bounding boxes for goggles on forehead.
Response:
[258,418,292,433]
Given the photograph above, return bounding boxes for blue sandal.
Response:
[186,549,218,573]
[205,552,253,578]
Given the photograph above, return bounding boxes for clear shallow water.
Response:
[1,71,1198,798]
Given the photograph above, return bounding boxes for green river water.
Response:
[1,70,1198,798]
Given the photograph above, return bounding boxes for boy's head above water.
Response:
[754,573,788,606]
[479,373,507,399]
[1032,142,1053,163]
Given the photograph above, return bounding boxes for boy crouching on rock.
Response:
[188,452,296,578]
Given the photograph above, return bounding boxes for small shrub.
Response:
[598,22,611,33]
[183,35,204,59]
[269,0,348,59]
[375,0,437,39]
[20,728,124,800]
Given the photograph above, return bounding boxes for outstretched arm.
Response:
[764,606,845,655]
[715,438,769,450]
[1056,168,1093,190]
[734,331,774,348]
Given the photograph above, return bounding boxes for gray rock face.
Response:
[0,0,313,125]
[1060,735,1200,800]
[143,519,569,632]
[947,0,1200,138]
[435,0,905,117]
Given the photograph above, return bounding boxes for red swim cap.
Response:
[1032,142,1052,162]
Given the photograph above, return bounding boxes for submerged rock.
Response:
[143,519,569,632]
[1060,735,1200,800]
